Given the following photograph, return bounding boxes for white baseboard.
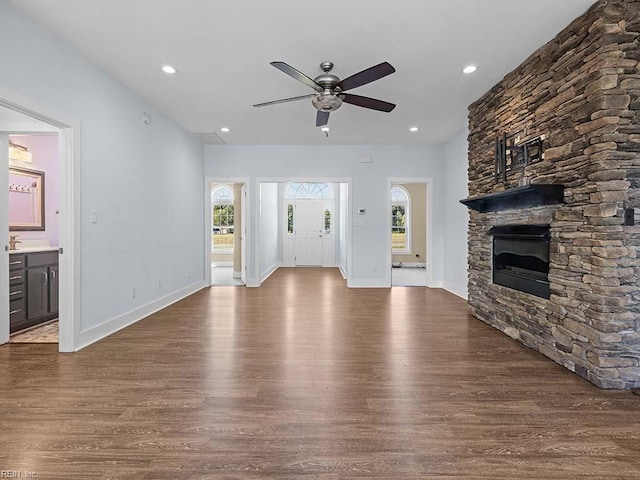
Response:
[338,264,347,279]
[77,281,206,351]
[260,263,279,283]
[442,281,468,300]
[347,278,388,288]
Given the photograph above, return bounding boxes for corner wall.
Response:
[0,2,205,346]
[442,129,469,298]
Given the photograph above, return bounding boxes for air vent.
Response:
[193,131,226,145]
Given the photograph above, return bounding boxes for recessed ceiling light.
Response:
[220,127,230,133]
[409,126,419,132]
[463,65,477,74]
[161,65,177,74]
[321,127,330,132]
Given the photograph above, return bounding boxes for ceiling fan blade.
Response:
[271,61,321,91]
[316,110,330,127]
[253,93,315,108]
[341,93,396,112]
[336,62,395,91]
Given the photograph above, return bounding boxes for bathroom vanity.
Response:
[9,248,59,333]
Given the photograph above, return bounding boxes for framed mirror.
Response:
[8,167,45,231]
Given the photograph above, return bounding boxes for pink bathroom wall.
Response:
[8,134,59,246]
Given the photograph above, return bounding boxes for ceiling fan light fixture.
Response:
[312,93,342,112]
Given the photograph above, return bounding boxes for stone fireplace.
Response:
[465,0,640,389]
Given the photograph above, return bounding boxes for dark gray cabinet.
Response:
[9,251,59,333]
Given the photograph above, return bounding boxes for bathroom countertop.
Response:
[9,246,59,254]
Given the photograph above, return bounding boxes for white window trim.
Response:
[391,185,411,254]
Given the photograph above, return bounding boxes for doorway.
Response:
[207,180,247,286]
[7,133,60,343]
[388,179,432,287]
[282,182,335,267]
[0,91,78,352]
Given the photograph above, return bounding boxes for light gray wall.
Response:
[442,128,469,298]
[259,182,279,279]
[204,144,445,287]
[0,2,205,337]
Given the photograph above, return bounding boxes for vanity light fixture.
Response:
[8,142,32,163]
[220,127,230,133]
[463,65,477,74]
[161,65,177,74]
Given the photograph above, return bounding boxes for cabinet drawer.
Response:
[26,251,58,267]
[9,284,24,300]
[9,269,25,286]
[10,298,26,323]
[9,255,25,271]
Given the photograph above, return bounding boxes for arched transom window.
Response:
[285,182,333,199]
[391,186,410,253]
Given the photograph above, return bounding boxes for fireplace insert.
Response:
[488,224,550,299]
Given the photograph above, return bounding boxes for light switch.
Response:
[354,218,365,227]
[90,210,98,224]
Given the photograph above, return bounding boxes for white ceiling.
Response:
[10,0,594,145]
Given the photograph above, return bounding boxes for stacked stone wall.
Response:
[467,0,640,388]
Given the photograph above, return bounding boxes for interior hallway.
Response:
[1,267,639,478]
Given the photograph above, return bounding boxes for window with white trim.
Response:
[391,186,410,253]
[211,185,234,252]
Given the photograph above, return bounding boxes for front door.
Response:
[295,199,323,266]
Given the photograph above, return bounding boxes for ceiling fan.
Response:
[253,61,396,127]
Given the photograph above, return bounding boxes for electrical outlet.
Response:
[372,265,377,273]
[157,279,162,289]
[131,287,136,299]
[90,210,98,224]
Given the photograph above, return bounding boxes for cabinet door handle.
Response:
[9,309,22,315]
[9,290,22,296]
[43,272,48,286]
[9,275,22,281]
[52,270,56,283]
[9,261,22,266]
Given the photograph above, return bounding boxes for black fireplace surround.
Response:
[488,225,550,299]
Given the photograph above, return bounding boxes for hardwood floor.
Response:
[1,267,639,479]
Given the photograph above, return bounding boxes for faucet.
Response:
[8,235,21,251]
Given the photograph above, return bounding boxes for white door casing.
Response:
[0,134,9,345]
[240,183,247,284]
